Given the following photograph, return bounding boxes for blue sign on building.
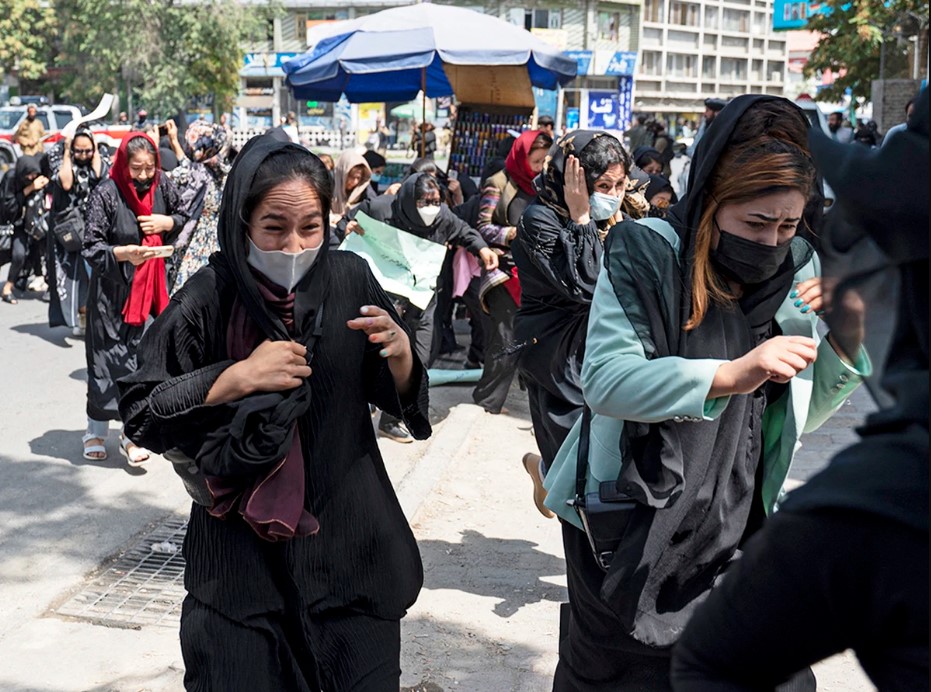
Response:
[533,87,559,119]
[587,91,621,130]
[605,52,638,77]
[617,76,635,132]
[564,51,594,76]
[772,1,827,31]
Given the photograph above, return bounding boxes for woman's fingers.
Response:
[792,278,824,315]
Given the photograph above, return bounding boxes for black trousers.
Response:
[181,595,401,692]
[471,283,519,413]
[5,227,28,287]
[555,522,817,692]
[460,276,489,366]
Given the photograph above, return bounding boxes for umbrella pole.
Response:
[421,67,426,159]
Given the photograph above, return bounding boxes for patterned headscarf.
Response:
[184,118,230,172]
[535,129,649,223]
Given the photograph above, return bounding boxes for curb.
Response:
[395,402,485,524]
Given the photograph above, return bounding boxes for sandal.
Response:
[82,433,108,461]
[120,434,151,467]
[2,291,17,305]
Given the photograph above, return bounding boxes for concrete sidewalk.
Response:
[0,292,875,691]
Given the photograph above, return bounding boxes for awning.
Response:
[240,65,284,79]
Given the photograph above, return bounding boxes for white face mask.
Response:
[417,205,441,226]
[246,237,323,292]
[589,192,622,221]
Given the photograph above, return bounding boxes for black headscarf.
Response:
[212,134,331,343]
[14,155,42,193]
[776,89,929,538]
[534,129,607,219]
[391,172,439,234]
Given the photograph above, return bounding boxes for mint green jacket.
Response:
[544,218,870,529]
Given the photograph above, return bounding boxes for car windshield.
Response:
[0,110,23,130]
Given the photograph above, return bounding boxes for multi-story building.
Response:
[635,0,788,127]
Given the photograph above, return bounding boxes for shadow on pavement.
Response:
[10,320,75,349]
[69,367,87,382]
[29,429,147,476]
[418,528,566,619]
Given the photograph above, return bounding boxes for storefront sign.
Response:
[564,51,593,77]
[604,52,638,77]
[533,87,558,119]
[617,76,635,132]
[587,91,620,130]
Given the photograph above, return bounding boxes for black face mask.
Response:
[711,228,791,285]
[132,178,154,194]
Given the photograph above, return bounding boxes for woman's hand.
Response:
[447,178,464,206]
[790,278,824,316]
[709,336,818,398]
[347,305,415,395]
[563,155,591,225]
[478,247,499,271]
[114,244,158,266]
[384,182,402,196]
[205,340,311,405]
[137,214,174,235]
[164,119,178,143]
[344,219,363,236]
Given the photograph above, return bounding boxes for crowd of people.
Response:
[0,87,926,690]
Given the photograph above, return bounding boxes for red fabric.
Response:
[503,265,522,307]
[206,270,319,542]
[505,129,545,197]
[121,234,170,326]
[113,133,168,326]
[110,132,160,216]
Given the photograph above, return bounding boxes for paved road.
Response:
[0,284,877,691]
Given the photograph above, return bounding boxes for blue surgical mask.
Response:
[370,173,382,184]
[589,192,621,221]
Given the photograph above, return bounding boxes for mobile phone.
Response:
[157,123,169,136]
[448,169,458,181]
[147,245,174,259]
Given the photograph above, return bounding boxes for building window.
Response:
[722,8,750,33]
[720,57,748,80]
[669,1,700,27]
[597,11,621,41]
[666,53,697,78]
[640,51,663,76]
[295,13,307,41]
[525,8,560,30]
[643,0,665,23]
[702,56,716,78]
[704,6,719,29]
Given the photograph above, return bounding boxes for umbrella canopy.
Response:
[283,4,577,104]
[390,100,436,120]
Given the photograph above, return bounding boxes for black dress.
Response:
[82,177,184,421]
[119,251,431,690]
[512,200,604,467]
[47,158,108,329]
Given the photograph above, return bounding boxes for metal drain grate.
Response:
[55,517,188,628]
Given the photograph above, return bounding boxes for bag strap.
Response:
[575,405,592,501]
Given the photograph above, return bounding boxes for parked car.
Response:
[0,104,131,169]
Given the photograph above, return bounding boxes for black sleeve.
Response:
[516,204,603,304]
[438,208,488,256]
[82,184,127,284]
[358,265,431,440]
[119,289,300,478]
[159,176,187,241]
[671,509,925,691]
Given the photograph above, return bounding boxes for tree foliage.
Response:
[54,0,271,114]
[0,0,56,81]
[805,0,929,103]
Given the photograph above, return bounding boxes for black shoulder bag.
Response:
[569,406,639,571]
[164,305,326,506]
[53,205,86,253]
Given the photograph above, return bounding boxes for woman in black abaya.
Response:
[119,136,431,691]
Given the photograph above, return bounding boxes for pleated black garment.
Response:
[119,251,431,690]
[82,177,184,420]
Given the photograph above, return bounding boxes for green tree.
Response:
[55,0,269,115]
[805,0,929,103]
[0,0,56,81]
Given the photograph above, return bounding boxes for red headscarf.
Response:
[112,133,170,326]
[110,132,161,216]
[505,129,546,197]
